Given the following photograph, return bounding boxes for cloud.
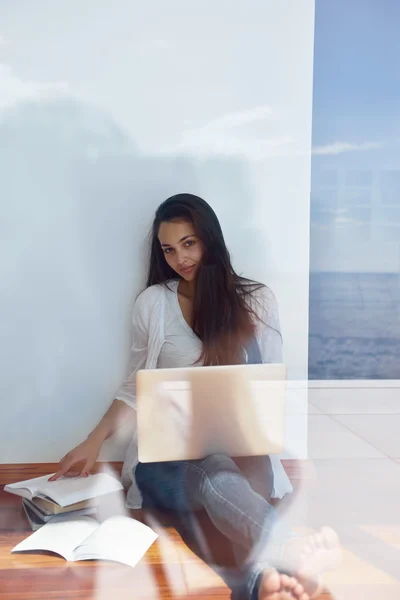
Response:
[175,105,276,144]
[312,215,368,228]
[201,105,275,130]
[136,38,171,56]
[156,105,299,160]
[312,141,385,155]
[0,63,71,112]
[158,133,295,161]
[0,64,136,161]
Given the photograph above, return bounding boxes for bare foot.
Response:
[283,527,341,598]
[259,569,309,600]
[290,527,340,573]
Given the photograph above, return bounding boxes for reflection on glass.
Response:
[309,2,400,379]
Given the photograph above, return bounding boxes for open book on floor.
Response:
[4,472,123,510]
[12,514,158,567]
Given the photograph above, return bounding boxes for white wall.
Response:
[0,0,315,463]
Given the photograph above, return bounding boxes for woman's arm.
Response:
[49,400,135,480]
[86,399,136,446]
[50,291,150,480]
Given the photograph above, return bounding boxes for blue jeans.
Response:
[135,453,276,599]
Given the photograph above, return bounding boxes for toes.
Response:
[260,568,281,596]
[280,574,291,587]
[320,526,339,549]
[280,575,306,599]
[294,583,305,596]
[259,571,308,600]
[289,579,307,599]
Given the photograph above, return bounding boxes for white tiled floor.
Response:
[305,387,400,599]
[307,415,386,459]
[334,414,400,458]
[309,387,400,415]
[296,455,400,599]
[308,402,324,414]
[302,457,400,526]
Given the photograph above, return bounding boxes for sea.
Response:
[308,272,400,379]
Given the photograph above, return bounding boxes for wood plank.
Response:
[0,460,314,484]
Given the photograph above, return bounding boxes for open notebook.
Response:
[4,473,123,508]
[12,515,158,567]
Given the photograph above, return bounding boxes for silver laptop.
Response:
[137,363,287,463]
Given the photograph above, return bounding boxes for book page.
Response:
[4,474,56,499]
[74,515,158,567]
[39,473,123,507]
[12,516,99,561]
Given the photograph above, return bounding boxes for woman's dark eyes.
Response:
[164,240,194,254]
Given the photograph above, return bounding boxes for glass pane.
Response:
[309,0,400,379]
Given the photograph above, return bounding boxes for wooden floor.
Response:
[0,463,332,600]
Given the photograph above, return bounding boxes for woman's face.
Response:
[158,219,204,281]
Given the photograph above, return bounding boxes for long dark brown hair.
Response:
[147,193,264,366]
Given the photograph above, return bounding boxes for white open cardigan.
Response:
[115,280,293,509]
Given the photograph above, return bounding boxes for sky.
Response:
[310,0,400,272]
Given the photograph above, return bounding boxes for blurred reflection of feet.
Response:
[268,526,341,599]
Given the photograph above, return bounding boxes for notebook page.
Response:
[74,515,158,567]
[39,473,123,507]
[12,516,98,561]
[4,474,56,499]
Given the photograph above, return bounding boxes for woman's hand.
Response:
[48,399,133,482]
[48,436,103,481]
